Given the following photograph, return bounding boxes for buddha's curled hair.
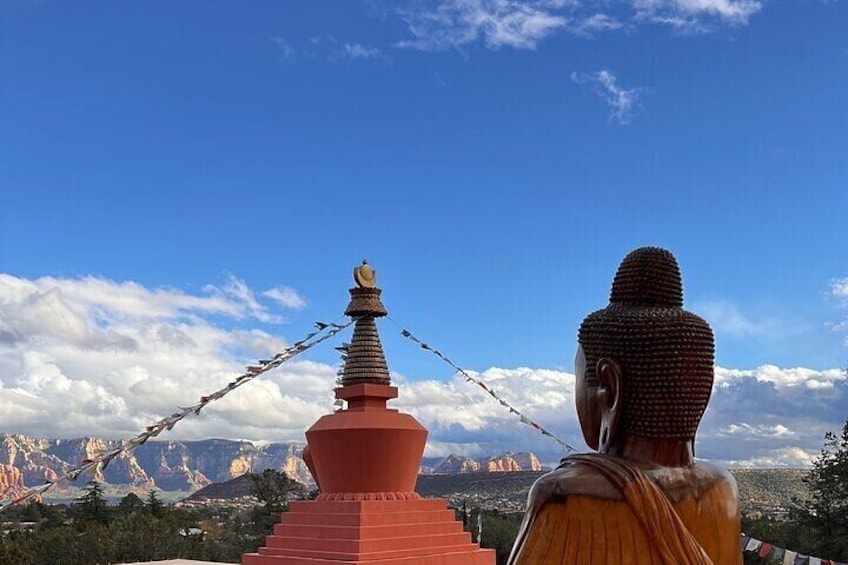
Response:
[578,247,715,440]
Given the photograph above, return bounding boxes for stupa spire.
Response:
[340,260,390,386]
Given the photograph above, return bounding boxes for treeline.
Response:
[457,504,523,565]
[742,419,848,564]
[0,469,303,565]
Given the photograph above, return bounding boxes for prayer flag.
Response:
[760,543,773,557]
[745,538,762,552]
[477,510,482,544]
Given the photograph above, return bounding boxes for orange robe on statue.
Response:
[508,455,742,565]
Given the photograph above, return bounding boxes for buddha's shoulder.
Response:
[646,461,739,502]
[527,456,738,505]
[528,456,624,502]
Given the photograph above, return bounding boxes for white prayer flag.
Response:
[745,538,762,552]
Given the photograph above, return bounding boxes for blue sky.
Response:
[1,0,847,467]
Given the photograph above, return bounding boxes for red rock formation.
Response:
[510,452,542,471]
[0,464,26,501]
[482,455,522,473]
[434,454,482,474]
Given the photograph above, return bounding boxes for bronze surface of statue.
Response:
[508,247,741,565]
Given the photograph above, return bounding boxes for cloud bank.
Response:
[1,273,845,468]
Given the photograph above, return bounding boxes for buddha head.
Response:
[574,247,715,458]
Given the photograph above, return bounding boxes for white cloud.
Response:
[343,42,385,60]
[571,70,643,124]
[713,364,846,389]
[691,299,811,341]
[271,37,296,60]
[719,423,794,438]
[203,274,282,324]
[281,35,388,63]
[262,286,307,310]
[720,447,817,468]
[830,277,848,344]
[1,272,845,468]
[0,273,323,442]
[695,300,766,336]
[832,278,848,300]
[394,0,764,52]
[396,0,568,51]
[633,0,762,26]
[574,13,624,35]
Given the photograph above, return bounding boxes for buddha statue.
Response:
[508,247,741,565]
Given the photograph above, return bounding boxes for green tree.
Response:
[20,501,42,523]
[72,480,109,526]
[146,488,164,517]
[118,491,144,514]
[248,469,305,535]
[792,418,848,561]
[462,508,521,565]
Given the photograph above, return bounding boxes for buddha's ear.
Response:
[596,358,623,413]
[596,358,623,453]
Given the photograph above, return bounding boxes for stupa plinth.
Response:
[243,261,494,565]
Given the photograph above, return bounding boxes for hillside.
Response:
[175,467,809,520]
[417,468,809,517]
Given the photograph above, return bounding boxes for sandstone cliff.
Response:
[426,451,542,475]
[0,434,314,494]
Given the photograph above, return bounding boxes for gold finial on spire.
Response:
[354,259,377,288]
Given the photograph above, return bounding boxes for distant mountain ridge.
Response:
[420,452,545,474]
[0,434,545,498]
[0,434,312,498]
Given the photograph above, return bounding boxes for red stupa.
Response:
[242,261,494,565]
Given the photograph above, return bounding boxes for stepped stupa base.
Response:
[242,498,495,565]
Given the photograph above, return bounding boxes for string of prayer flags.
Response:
[392,318,577,454]
[741,535,845,565]
[0,317,357,512]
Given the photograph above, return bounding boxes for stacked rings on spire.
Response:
[341,317,391,386]
[340,283,391,387]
